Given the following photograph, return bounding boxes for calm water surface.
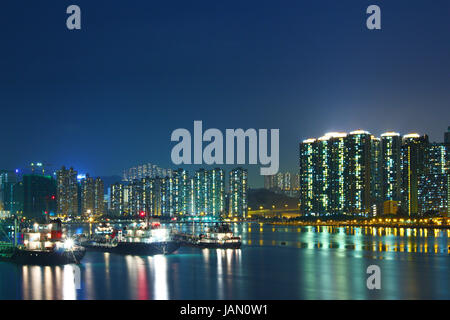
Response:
[0,223,449,300]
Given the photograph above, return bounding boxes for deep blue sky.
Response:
[1,0,449,187]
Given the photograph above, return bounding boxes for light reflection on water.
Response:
[21,264,78,300]
[0,223,448,299]
[152,255,168,300]
[239,224,450,254]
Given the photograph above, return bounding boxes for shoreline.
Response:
[265,221,450,230]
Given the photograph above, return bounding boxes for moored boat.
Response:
[0,219,85,265]
[79,218,180,255]
[175,223,241,249]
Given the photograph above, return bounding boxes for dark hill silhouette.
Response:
[248,188,298,210]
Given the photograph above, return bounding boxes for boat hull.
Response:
[81,240,181,255]
[174,233,241,249]
[182,241,241,249]
[2,246,86,265]
[115,241,181,255]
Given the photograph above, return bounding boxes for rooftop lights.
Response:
[381,132,400,137]
[318,135,331,141]
[324,132,347,138]
[403,133,420,139]
[350,129,370,135]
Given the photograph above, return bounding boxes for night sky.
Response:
[1,0,449,187]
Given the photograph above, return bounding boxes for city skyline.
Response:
[1,165,249,219]
[1,1,450,187]
[2,126,449,190]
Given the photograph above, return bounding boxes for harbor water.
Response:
[0,223,449,299]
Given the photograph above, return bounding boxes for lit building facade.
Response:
[94,177,104,215]
[380,132,402,203]
[328,132,347,214]
[370,136,382,207]
[23,174,57,219]
[299,128,449,217]
[123,163,173,182]
[418,143,448,214]
[445,126,450,145]
[264,172,298,196]
[315,135,330,214]
[110,182,125,216]
[228,167,248,218]
[264,174,277,190]
[173,169,191,215]
[344,130,372,215]
[56,166,79,216]
[194,169,208,215]
[0,170,19,214]
[80,174,94,216]
[207,168,225,216]
[80,175,104,216]
[401,134,428,216]
[299,138,317,214]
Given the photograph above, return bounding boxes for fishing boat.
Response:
[0,219,85,265]
[79,218,180,255]
[175,223,241,249]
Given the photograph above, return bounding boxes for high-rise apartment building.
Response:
[80,174,95,216]
[148,177,164,216]
[370,136,382,207]
[327,132,347,214]
[380,132,402,203]
[0,170,18,214]
[401,134,428,216]
[264,172,296,195]
[419,143,448,214]
[94,177,105,215]
[56,166,79,216]
[445,126,450,145]
[110,182,126,216]
[299,138,317,214]
[228,167,248,218]
[207,168,225,216]
[264,174,277,190]
[123,163,173,182]
[173,169,191,215]
[80,175,104,216]
[23,174,57,219]
[315,135,330,214]
[194,169,208,215]
[344,130,372,215]
[291,173,300,192]
[161,176,174,217]
[128,179,142,216]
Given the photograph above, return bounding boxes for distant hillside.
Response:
[248,188,298,210]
